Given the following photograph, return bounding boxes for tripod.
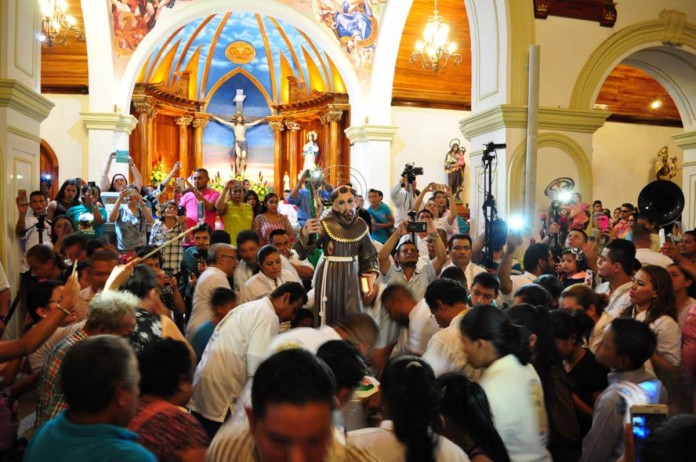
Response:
[481,142,506,267]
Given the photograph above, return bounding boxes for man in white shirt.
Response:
[267,313,378,358]
[389,176,417,224]
[269,229,314,283]
[186,244,238,341]
[233,230,259,292]
[445,234,486,291]
[422,279,482,380]
[379,284,439,361]
[16,191,52,272]
[189,282,307,437]
[596,239,636,318]
[632,225,672,268]
[73,250,119,321]
[378,219,447,301]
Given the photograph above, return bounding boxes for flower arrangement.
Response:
[210,165,270,200]
[150,159,168,184]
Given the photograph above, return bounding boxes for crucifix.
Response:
[210,89,267,174]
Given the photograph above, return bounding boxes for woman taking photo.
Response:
[47,179,81,221]
[108,184,154,254]
[252,193,294,246]
[215,180,254,245]
[436,372,511,462]
[239,245,300,304]
[460,305,551,462]
[348,356,469,461]
[149,200,186,274]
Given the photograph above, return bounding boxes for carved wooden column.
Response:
[286,120,301,183]
[192,115,209,171]
[269,120,285,191]
[175,116,193,176]
[320,109,343,185]
[133,98,157,184]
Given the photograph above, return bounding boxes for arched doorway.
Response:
[40,139,59,199]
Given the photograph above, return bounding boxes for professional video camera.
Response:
[401,162,423,184]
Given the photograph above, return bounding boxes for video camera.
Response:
[402,163,423,184]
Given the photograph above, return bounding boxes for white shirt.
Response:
[233,260,255,292]
[480,354,552,462]
[73,286,97,323]
[596,281,632,318]
[502,271,538,304]
[422,311,482,380]
[633,309,682,368]
[0,263,9,291]
[392,299,440,357]
[362,282,401,349]
[348,420,469,462]
[442,261,486,292]
[189,297,279,422]
[635,248,672,268]
[187,266,231,341]
[589,311,613,355]
[240,270,300,304]
[19,215,53,272]
[266,326,341,357]
[384,263,437,301]
[281,252,314,282]
[390,182,415,224]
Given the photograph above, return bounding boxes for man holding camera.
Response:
[390,164,422,224]
[286,170,334,227]
[296,185,379,326]
[378,218,447,301]
[16,191,52,273]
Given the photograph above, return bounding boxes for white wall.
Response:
[592,121,683,208]
[40,94,89,183]
[391,106,471,206]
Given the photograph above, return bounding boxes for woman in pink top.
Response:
[252,193,294,246]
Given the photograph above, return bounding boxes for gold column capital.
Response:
[319,109,343,125]
[269,120,286,132]
[175,115,193,127]
[192,117,208,129]
[285,120,301,131]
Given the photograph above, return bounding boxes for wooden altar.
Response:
[268,81,351,191]
[128,73,351,193]
[129,74,209,188]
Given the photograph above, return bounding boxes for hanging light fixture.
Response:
[409,0,462,71]
[38,0,85,47]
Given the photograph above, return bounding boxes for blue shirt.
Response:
[367,202,393,243]
[25,412,156,462]
[191,320,215,361]
[286,188,331,225]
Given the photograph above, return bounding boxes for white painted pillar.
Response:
[674,131,696,230]
[345,125,398,198]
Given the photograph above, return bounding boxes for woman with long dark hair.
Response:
[459,305,551,462]
[559,284,610,354]
[47,179,81,221]
[436,372,510,462]
[243,189,262,217]
[252,193,294,246]
[348,356,468,461]
[507,304,580,461]
[666,263,696,328]
[621,265,681,369]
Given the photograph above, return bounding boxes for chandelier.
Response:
[409,0,462,71]
[38,0,85,47]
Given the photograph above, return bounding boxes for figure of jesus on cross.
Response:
[211,89,267,174]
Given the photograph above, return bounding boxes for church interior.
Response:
[2,0,696,287]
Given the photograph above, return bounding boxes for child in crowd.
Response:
[559,247,589,288]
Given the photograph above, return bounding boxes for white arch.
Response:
[367,0,413,124]
[117,0,366,124]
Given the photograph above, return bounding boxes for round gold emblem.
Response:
[225,41,256,64]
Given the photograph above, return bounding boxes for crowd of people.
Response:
[0,162,695,462]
